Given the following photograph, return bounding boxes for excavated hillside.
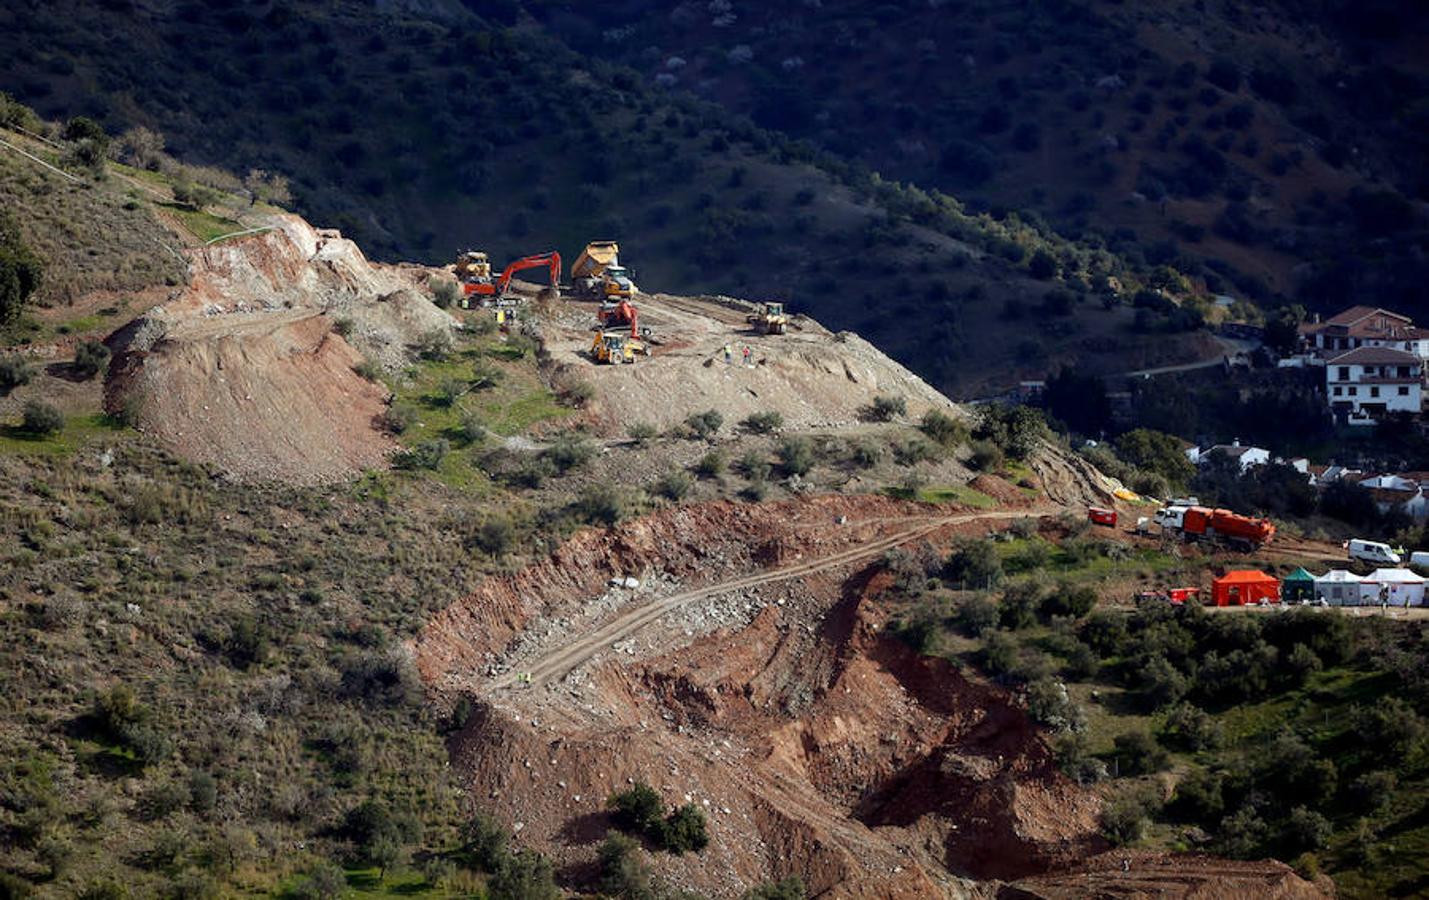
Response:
[104,215,454,483]
[415,494,1327,898]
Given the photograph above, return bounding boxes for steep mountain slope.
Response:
[0,1,1225,396]
[544,0,1429,314]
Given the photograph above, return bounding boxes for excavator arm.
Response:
[495,251,562,296]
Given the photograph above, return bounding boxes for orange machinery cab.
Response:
[1087,507,1117,527]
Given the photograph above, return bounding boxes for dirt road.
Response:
[487,507,1050,692]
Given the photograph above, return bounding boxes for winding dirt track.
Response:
[488,507,1051,693]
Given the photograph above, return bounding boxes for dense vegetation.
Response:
[880,522,1429,897]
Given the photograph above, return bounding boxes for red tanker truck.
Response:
[1152,505,1275,552]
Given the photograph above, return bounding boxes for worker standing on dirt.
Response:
[743,346,752,367]
[724,343,733,365]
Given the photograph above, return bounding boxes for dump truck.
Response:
[1152,505,1275,551]
[590,330,647,364]
[746,301,789,335]
[571,241,636,300]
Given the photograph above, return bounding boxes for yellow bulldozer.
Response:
[746,301,789,335]
[571,241,637,301]
[590,330,647,364]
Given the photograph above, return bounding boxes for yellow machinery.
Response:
[746,301,789,335]
[571,241,637,300]
[454,250,491,289]
[590,330,647,364]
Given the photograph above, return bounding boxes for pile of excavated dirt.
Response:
[416,496,1104,898]
[105,215,454,482]
[542,294,959,437]
[107,311,393,483]
[1002,851,1328,898]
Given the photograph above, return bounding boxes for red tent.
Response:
[1211,570,1280,606]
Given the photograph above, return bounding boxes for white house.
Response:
[1313,569,1363,606]
[1197,441,1271,472]
[1325,346,1423,425]
[1300,306,1429,362]
[1360,568,1427,607]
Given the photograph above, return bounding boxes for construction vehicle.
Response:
[458,251,562,308]
[1087,507,1117,527]
[571,241,637,300]
[596,298,652,339]
[746,301,789,335]
[1152,505,1276,552]
[590,330,647,365]
[454,250,492,295]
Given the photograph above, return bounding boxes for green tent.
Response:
[1282,567,1316,603]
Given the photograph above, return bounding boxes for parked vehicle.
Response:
[1087,507,1117,527]
[1409,551,1429,569]
[1347,539,1401,566]
[1152,505,1276,551]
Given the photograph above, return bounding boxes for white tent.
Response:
[1360,568,1427,607]
[1314,569,1364,606]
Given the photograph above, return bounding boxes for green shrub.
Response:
[741,410,784,433]
[685,409,723,439]
[489,850,559,900]
[474,517,514,557]
[944,538,1002,589]
[608,782,665,834]
[849,439,882,468]
[627,422,658,445]
[867,394,907,421]
[778,437,815,477]
[0,355,36,391]
[695,450,727,478]
[545,433,595,473]
[660,803,709,854]
[956,594,1000,636]
[464,812,510,872]
[429,277,459,309]
[394,439,449,470]
[1101,788,1157,846]
[332,317,355,337]
[558,378,596,408]
[379,403,416,434]
[1054,733,1106,784]
[597,832,653,898]
[654,469,693,501]
[72,340,110,379]
[21,400,63,436]
[968,439,1005,472]
[920,410,966,446]
[353,358,383,382]
[576,485,630,526]
[1112,730,1169,776]
[415,328,453,361]
[891,436,937,466]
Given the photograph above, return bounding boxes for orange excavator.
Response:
[597,298,641,337]
[460,251,562,308]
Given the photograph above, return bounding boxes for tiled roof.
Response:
[1326,306,1410,327]
[1327,346,1421,366]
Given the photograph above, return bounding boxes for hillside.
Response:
[0,1,1238,398]
[2,16,1429,900]
[542,0,1429,314]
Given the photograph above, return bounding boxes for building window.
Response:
[1338,366,1350,380]
[1371,387,1380,398]
[1401,366,1412,377]
[1333,387,1342,396]
[1349,387,1358,396]
[1400,386,1410,396]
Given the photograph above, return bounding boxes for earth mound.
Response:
[105,215,453,482]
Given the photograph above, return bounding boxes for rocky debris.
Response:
[421,496,1100,898]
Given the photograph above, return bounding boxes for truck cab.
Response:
[1153,506,1189,530]
[603,264,636,298]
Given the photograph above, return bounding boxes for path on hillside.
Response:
[488,506,1054,692]
[1117,335,1260,380]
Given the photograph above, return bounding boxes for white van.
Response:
[1348,539,1401,565]
[1410,551,1429,570]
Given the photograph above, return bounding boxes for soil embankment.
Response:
[104,215,453,482]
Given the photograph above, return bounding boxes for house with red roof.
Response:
[1299,306,1429,361]
[1325,345,1423,425]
